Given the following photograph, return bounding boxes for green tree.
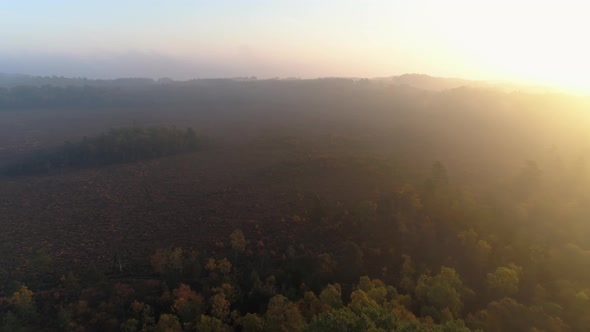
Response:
[317,253,337,281]
[347,287,399,330]
[211,293,230,320]
[305,307,375,332]
[400,254,417,293]
[338,241,364,282]
[319,284,343,309]
[155,314,181,332]
[171,283,204,326]
[415,266,469,321]
[1,311,25,332]
[240,313,264,332]
[230,229,247,279]
[264,295,305,332]
[512,160,542,200]
[196,315,225,332]
[467,297,532,332]
[9,286,37,322]
[129,300,155,331]
[424,161,449,193]
[354,200,378,235]
[486,264,522,298]
[120,318,139,332]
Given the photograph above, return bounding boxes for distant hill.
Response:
[373,73,478,91]
[0,72,564,94]
[0,73,158,88]
[372,73,566,94]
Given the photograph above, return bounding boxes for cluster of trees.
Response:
[0,243,475,331]
[3,126,199,175]
[2,158,590,331]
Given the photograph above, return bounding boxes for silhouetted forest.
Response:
[0,76,589,331]
[3,126,198,175]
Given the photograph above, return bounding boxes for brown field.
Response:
[0,106,424,278]
[1,87,575,281]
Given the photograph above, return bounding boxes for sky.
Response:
[1,0,589,90]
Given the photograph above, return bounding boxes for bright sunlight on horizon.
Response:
[1,0,589,93]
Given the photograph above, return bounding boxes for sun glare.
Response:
[416,1,590,93]
[486,4,590,93]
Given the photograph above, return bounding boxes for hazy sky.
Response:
[2,0,589,89]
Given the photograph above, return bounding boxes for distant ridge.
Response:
[0,72,482,90]
[0,72,565,94]
[373,74,564,94]
[373,74,476,91]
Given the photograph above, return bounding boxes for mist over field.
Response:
[1,73,590,331]
[3,1,590,331]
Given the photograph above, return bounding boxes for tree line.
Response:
[2,126,199,176]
